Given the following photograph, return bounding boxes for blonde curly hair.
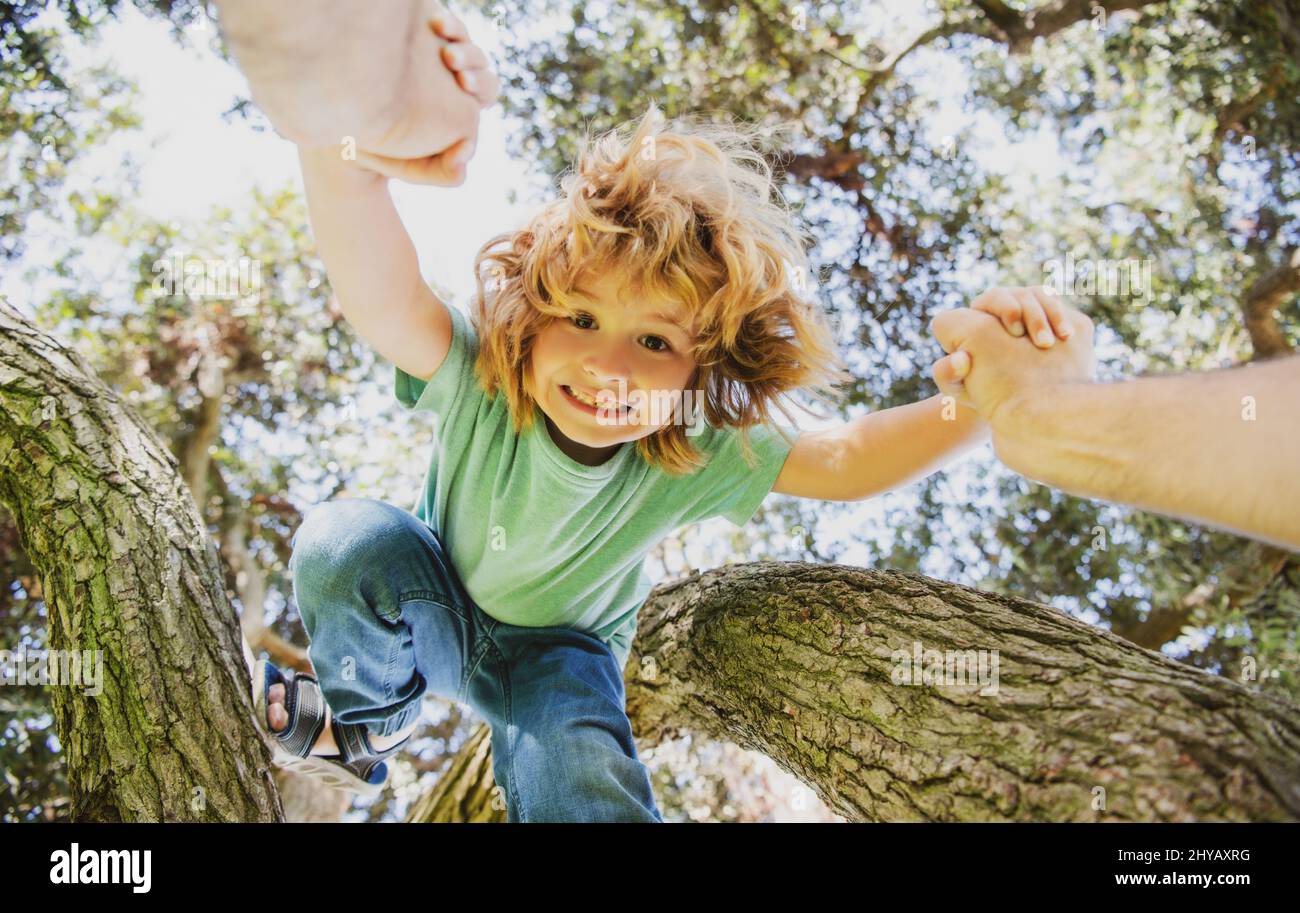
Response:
[469,104,853,476]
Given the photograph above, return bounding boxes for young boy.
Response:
[251,17,1074,821]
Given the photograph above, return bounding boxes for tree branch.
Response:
[1241,246,1300,361]
[625,561,1300,821]
[970,0,1168,52]
[1114,542,1294,649]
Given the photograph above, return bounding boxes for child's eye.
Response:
[569,313,672,353]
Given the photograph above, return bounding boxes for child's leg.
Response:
[288,498,474,743]
[465,620,663,823]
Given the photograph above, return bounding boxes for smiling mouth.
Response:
[561,384,630,412]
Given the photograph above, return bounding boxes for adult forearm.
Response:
[212,0,422,146]
[993,356,1300,549]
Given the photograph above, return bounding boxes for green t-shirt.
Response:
[394,302,799,671]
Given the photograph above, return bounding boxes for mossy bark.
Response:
[0,301,281,821]
[413,561,1299,822]
[623,562,1300,821]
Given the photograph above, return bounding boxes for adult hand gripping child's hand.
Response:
[928,286,1095,423]
[350,7,501,187]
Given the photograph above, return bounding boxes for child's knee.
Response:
[289,498,411,591]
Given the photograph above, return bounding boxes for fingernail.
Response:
[1011,321,1025,336]
[953,351,970,374]
[1036,330,1053,346]
[1059,326,1072,338]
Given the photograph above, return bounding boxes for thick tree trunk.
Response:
[0,301,282,821]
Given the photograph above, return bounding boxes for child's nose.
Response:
[581,350,632,386]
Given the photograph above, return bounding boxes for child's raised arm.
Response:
[298,145,452,382]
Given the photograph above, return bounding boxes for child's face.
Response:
[528,271,699,465]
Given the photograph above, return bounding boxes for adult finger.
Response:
[455,68,501,107]
[971,289,1026,337]
[1034,286,1073,339]
[1013,287,1055,348]
[468,68,502,107]
[430,8,469,41]
[442,41,491,73]
[1040,294,1095,345]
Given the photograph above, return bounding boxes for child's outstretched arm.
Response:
[771,392,989,502]
[771,286,1071,502]
[298,145,454,382]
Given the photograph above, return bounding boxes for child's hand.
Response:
[929,294,1096,420]
[352,9,500,186]
[969,286,1073,349]
[930,285,1076,411]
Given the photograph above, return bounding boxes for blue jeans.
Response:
[286,497,663,823]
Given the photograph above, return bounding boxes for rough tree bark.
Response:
[623,562,1300,821]
[5,302,1298,822]
[415,560,1300,823]
[406,723,505,823]
[0,299,283,822]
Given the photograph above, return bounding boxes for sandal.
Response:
[252,657,411,797]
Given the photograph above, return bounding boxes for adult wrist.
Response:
[987,383,1071,478]
[988,378,1127,498]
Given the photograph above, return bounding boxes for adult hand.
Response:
[929,287,1097,431]
[349,4,500,182]
[214,0,498,165]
